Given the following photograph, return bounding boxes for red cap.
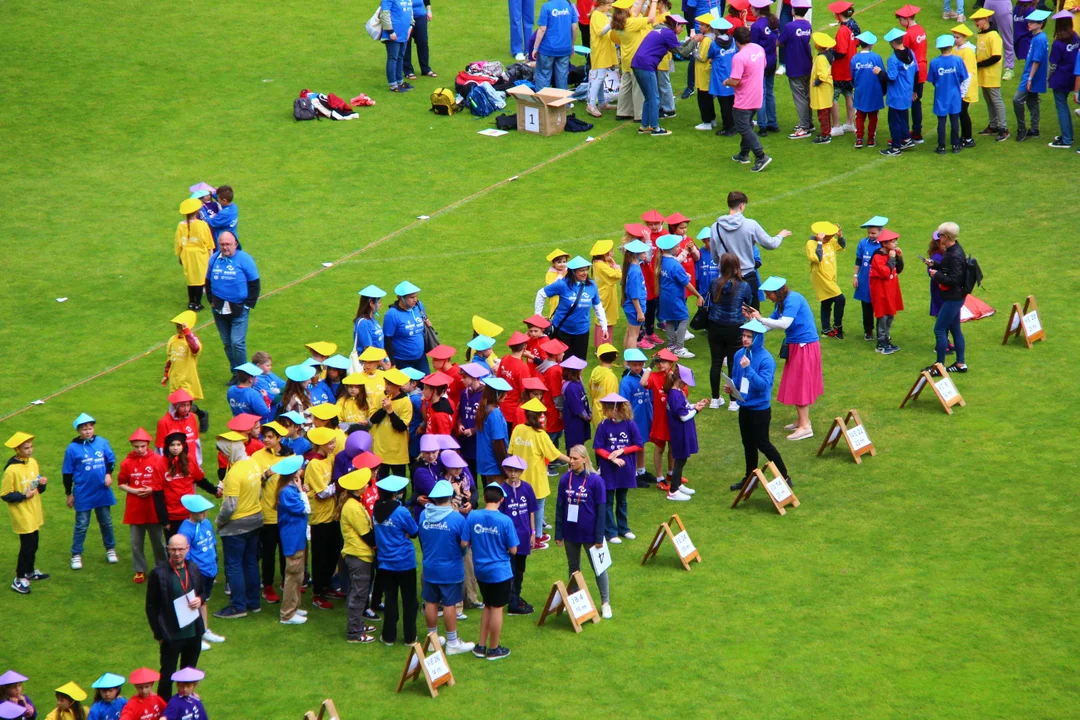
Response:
[422,371,453,387]
[666,212,689,226]
[828,0,853,11]
[128,427,153,443]
[426,344,457,360]
[227,414,262,432]
[523,314,551,329]
[129,668,160,685]
[522,377,548,392]
[167,389,194,404]
[655,348,679,363]
[507,331,530,346]
[894,3,921,16]
[878,229,900,242]
[641,209,665,224]
[540,338,568,354]
[352,451,382,470]
[623,223,646,238]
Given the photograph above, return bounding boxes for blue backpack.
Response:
[466,85,497,117]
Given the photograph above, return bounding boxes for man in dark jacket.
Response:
[146,534,208,699]
[925,221,968,373]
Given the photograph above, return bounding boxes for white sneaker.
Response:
[830,126,845,137]
[694,122,715,131]
[456,611,468,620]
[776,64,786,76]
[514,52,527,62]
[106,549,118,564]
[622,531,636,540]
[608,536,622,544]
[683,331,695,340]
[203,630,226,643]
[728,400,740,411]
[436,635,447,647]
[201,640,211,650]
[672,347,695,359]
[677,485,696,496]
[709,398,723,409]
[666,492,691,502]
[70,555,82,570]
[295,609,308,617]
[601,603,613,619]
[446,638,476,655]
[280,614,308,625]
[843,123,856,133]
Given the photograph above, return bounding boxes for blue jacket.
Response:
[853,237,880,303]
[62,435,117,511]
[709,35,737,97]
[227,385,269,421]
[410,0,428,17]
[178,518,218,578]
[731,331,774,410]
[851,51,885,112]
[886,49,917,110]
[276,484,309,556]
[708,278,752,325]
[205,202,238,244]
[374,503,419,571]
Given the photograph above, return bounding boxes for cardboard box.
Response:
[506,86,575,136]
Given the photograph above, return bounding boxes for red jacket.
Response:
[155,410,202,466]
[903,24,928,82]
[118,452,168,525]
[496,355,532,425]
[832,23,857,81]
[424,396,456,435]
[868,251,904,317]
[541,363,564,433]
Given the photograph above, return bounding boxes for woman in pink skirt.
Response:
[744,276,822,440]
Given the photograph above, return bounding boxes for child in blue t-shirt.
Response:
[880,28,918,155]
[177,494,224,646]
[62,414,118,569]
[418,480,474,655]
[850,32,886,148]
[928,35,970,153]
[87,674,126,720]
[532,0,580,89]
[1014,10,1049,139]
[708,27,738,134]
[468,483,518,661]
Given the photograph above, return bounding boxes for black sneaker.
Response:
[875,344,886,354]
[651,127,672,136]
[946,363,968,373]
[472,644,487,658]
[659,110,676,119]
[193,303,204,312]
[486,645,512,661]
[882,344,899,355]
[1026,130,1040,139]
[978,126,995,136]
[833,328,845,340]
[900,138,916,150]
[213,606,248,619]
[680,87,694,100]
[935,146,947,154]
[864,332,874,341]
[867,136,877,147]
[756,128,769,137]
[767,125,781,133]
[197,408,210,434]
[952,144,962,154]
[1048,137,1072,149]
[729,480,745,491]
[10,578,30,595]
[996,130,1010,142]
[962,138,976,148]
[750,155,772,172]
[879,147,902,156]
[812,135,831,144]
[26,570,50,581]
[615,115,633,121]
[507,604,534,615]
[911,133,924,144]
[731,153,751,164]
[187,303,196,311]
[363,608,381,621]
[715,128,737,136]
[1016,127,1028,141]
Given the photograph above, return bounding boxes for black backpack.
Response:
[963,255,983,294]
[293,96,318,121]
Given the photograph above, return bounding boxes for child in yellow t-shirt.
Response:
[336,373,370,430]
[587,344,620,429]
[3,431,47,593]
[692,16,716,130]
[810,33,836,143]
[805,221,848,338]
[543,250,569,318]
[951,26,978,147]
[588,0,619,116]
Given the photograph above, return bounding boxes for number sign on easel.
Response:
[396,632,455,698]
[899,363,965,415]
[640,513,702,570]
[537,570,600,632]
[1002,295,1045,348]
[731,462,799,515]
[817,409,876,464]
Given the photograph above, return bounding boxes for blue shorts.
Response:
[622,305,643,327]
[421,579,463,606]
[197,573,216,600]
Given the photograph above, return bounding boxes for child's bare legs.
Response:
[652,444,664,477]
[425,602,456,635]
[624,323,640,349]
[483,605,504,648]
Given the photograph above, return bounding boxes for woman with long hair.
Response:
[162,432,216,537]
[280,365,315,422]
[353,285,387,359]
[707,252,753,409]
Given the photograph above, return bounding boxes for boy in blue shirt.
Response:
[709,24,738,135]
[204,185,238,248]
[252,351,285,415]
[1014,9,1050,141]
[532,0,579,89]
[852,216,887,340]
[177,494,225,646]
[468,483,518,661]
[850,31,886,148]
[62,413,118,570]
[929,34,970,153]
[419,480,475,655]
[226,363,270,420]
[879,27,918,156]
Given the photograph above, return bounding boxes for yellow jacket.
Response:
[174,219,215,286]
[588,365,619,430]
[166,333,203,400]
[615,16,653,72]
[810,54,833,110]
[222,458,262,521]
[592,259,622,329]
[806,237,845,302]
[590,10,620,69]
[1,457,44,534]
[695,36,713,92]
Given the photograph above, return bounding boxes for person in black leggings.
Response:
[707,253,754,409]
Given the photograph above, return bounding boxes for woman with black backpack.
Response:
[923,222,969,374]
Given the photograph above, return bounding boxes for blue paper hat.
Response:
[759,276,787,292]
[623,239,649,254]
[855,31,878,44]
[302,357,322,367]
[181,494,215,513]
[467,335,496,352]
[485,482,508,497]
[285,364,317,382]
[91,673,125,690]
[233,362,263,377]
[400,366,426,381]
[73,412,96,429]
[190,190,210,199]
[574,44,591,55]
[861,215,889,228]
[566,256,591,271]
[395,280,421,296]
[429,479,454,499]
[482,376,512,392]
[323,355,351,370]
[740,319,770,334]
[358,284,387,298]
[624,348,648,362]
[884,27,905,42]
[277,411,307,425]
[376,475,409,492]
[1025,8,1050,21]
[655,234,681,250]
[935,34,954,48]
[710,16,733,29]
[270,455,304,476]
[696,227,712,240]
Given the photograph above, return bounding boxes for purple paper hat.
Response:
[1052,9,1071,19]
[188,182,215,194]
[461,362,491,379]
[678,364,696,387]
[599,392,628,403]
[440,449,467,469]
[171,667,205,683]
[502,455,528,471]
[559,356,588,371]
[0,702,27,720]
[436,434,461,450]
[0,671,28,686]
[419,435,441,453]
[344,430,372,457]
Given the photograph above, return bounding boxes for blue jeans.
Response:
[943,0,965,14]
[222,530,261,612]
[756,69,777,128]
[934,299,966,364]
[534,54,570,90]
[658,66,675,112]
[635,68,660,128]
[72,506,115,556]
[384,40,406,87]
[778,3,793,64]
[1053,89,1073,145]
[508,0,534,55]
[534,497,547,539]
[212,306,249,372]
[604,487,629,538]
[888,107,910,148]
[403,14,430,76]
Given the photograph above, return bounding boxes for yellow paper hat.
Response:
[613,0,634,9]
[383,368,411,386]
[55,682,87,702]
[812,31,837,49]
[309,403,340,421]
[358,346,388,362]
[342,372,365,385]
[307,426,336,447]
[217,431,245,442]
[305,341,337,357]
[811,221,840,236]
[339,468,371,491]
[261,421,287,436]
[4,432,33,449]
[950,23,972,36]
[472,316,504,338]
[969,7,994,18]
[520,398,548,413]
[179,198,202,215]
[590,239,614,257]
[546,248,570,262]
[695,13,713,23]
[171,310,197,328]
[596,343,618,357]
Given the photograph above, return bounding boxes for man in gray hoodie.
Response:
[709,191,792,308]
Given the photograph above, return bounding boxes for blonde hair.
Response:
[568,444,594,473]
[603,401,634,423]
[936,221,960,240]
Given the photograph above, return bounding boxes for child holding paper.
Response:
[593,394,643,544]
[554,445,612,619]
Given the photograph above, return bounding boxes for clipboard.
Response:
[173,590,199,628]
[721,372,744,402]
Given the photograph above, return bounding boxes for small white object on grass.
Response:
[417,215,430,220]
[31,400,45,406]
[508,176,519,182]
[56,297,68,302]
[586,136,595,142]
[322,262,333,268]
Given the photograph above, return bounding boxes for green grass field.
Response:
[2,1,1079,717]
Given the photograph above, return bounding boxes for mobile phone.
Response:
[917,255,928,262]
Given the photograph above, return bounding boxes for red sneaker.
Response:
[327,589,347,599]
[656,480,671,492]
[262,585,281,604]
[647,333,664,345]
[537,533,551,543]
[312,597,334,610]
[133,572,146,584]
[637,339,655,349]
[532,540,550,550]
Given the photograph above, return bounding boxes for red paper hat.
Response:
[128,668,160,685]
[666,212,690,225]
[422,371,453,387]
[523,314,551,329]
[167,388,194,404]
[540,338,568,354]
[522,377,548,392]
[655,348,679,362]
[623,223,646,238]
[352,451,382,469]
[641,209,665,224]
[507,331,530,346]
[426,344,457,360]
[227,414,261,432]
[894,3,920,16]
[878,229,900,242]
[728,0,749,10]
[128,428,153,443]
[828,0,853,11]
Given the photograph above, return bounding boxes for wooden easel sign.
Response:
[899,363,965,414]
[537,570,600,632]
[396,632,455,698]
[817,409,876,464]
[1002,295,1045,348]
[731,462,799,515]
[303,699,340,720]
[640,513,702,570]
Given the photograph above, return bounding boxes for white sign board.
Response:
[1010,312,1020,332]
[846,424,871,451]
[547,591,563,613]
[913,375,927,395]
[766,477,792,503]
[828,424,841,443]
[1021,310,1041,337]
[672,530,696,559]
[423,651,450,682]
[589,539,612,575]
[935,377,957,402]
[523,105,540,133]
[567,589,594,620]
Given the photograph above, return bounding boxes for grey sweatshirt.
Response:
[709,212,785,276]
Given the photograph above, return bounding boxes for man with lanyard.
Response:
[205,231,260,378]
[145,534,208,700]
[709,191,793,308]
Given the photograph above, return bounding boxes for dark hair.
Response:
[793,6,808,15]
[927,234,942,257]
[598,351,618,364]
[620,246,639,302]
[562,366,582,383]
[727,191,748,209]
[1053,20,1075,41]
[354,296,379,322]
[475,385,503,430]
[712,253,743,303]
[773,284,791,313]
[373,488,401,523]
[164,432,190,477]
[483,485,504,504]
[732,26,751,44]
[764,7,779,30]
[281,380,312,412]
[217,185,234,202]
[611,7,629,30]
[525,409,544,431]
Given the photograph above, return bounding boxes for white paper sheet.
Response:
[173,590,199,628]
[424,651,449,681]
[567,589,593,619]
[846,424,871,451]
[935,377,957,402]
[589,539,612,575]
[721,372,744,402]
[567,504,579,523]
[1022,310,1041,336]
[477,128,507,137]
[672,530,696,558]
[766,478,792,503]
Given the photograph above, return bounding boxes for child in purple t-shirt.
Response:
[593,394,643,543]
[665,365,708,502]
[499,455,538,615]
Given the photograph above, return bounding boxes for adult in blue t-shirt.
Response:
[382,282,429,373]
[531,0,579,89]
[1015,15,1049,138]
[928,44,969,151]
[534,257,609,361]
[205,232,260,375]
[62,415,117,564]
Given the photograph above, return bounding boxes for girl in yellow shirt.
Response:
[588,344,620,429]
[544,250,569,317]
[175,198,215,311]
[587,0,619,116]
[591,240,622,347]
[305,427,341,609]
[337,374,371,430]
[805,221,848,338]
[951,27,979,147]
[3,431,47,593]
[612,0,658,121]
[508,399,570,549]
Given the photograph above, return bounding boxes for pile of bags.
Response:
[293,89,374,121]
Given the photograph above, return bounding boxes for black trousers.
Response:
[310,522,342,596]
[168,519,185,539]
[670,458,687,493]
[959,100,972,139]
[743,272,761,310]
[820,293,846,331]
[707,321,742,399]
[738,406,788,478]
[509,553,528,609]
[158,635,201,699]
[555,329,590,361]
[861,300,874,335]
[17,531,39,577]
[186,285,204,306]
[718,94,735,131]
[697,89,716,124]
[643,297,660,336]
[259,523,285,588]
[380,567,418,644]
[377,463,408,479]
[912,81,925,134]
[370,555,384,608]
